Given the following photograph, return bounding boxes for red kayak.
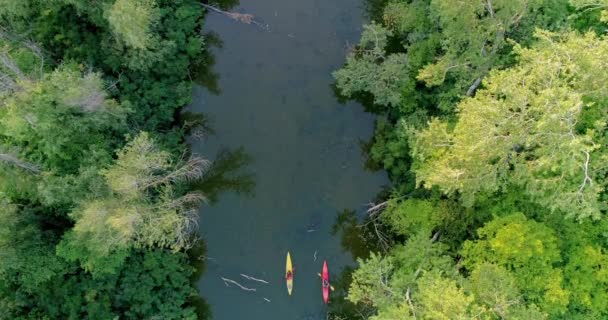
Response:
[322,260,330,304]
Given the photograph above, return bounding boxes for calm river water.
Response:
[189,0,387,318]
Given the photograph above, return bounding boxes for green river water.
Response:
[189,0,387,318]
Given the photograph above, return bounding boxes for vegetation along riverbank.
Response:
[332,0,608,319]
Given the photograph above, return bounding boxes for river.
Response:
[188,0,387,318]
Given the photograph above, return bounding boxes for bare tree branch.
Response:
[466,78,482,96]
[0,52,26,80]
[578,150,592,193]
[485,0,495,18]
[0,152,40,173]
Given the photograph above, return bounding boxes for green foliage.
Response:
[348,231,454,311]
[337,1,608,319]
[58,132,207,274]
[333,23,409,107]
[413,31,608,219]
[368,118,413,182]
[462,213,569,315]
[0,0,208,317]
[1,249,197,319]
[407,273,478,320]
[0,64,126,173]
[335,0,572,115]
[106,0,159,49]
[564,246,608,316]
[0,202,66,291]
[19,0,204,129]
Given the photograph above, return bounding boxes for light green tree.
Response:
[462,213,569,315]
[412,31,608,219]
[57,132,209,273]
[106,0,159,49]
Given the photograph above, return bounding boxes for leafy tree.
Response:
[333,23,409,108]
[0,64,126,173]
[335,1,608,320]
[1,248,198,319]
[58,132,208,273]
[335,0,571,114]
[348,231,454,313]
[106,0,159,49]
[0,202,66,292]
[462,213,569,315]
[571,0,608,22]
[0,1,210,317]
[412,31,608,219]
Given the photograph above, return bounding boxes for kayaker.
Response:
[285,270,293,280]
[318,272,335,291]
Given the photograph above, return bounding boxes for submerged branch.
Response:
[201,3,269,30]
[240,273,269,284]
[221,277,257,291]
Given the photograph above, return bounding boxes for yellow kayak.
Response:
[286,251,293,295]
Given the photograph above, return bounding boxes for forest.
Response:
[1,0,608,319]
[0,0,210,318]
[333,0,608,319]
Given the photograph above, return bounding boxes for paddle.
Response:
[317,273,335,291]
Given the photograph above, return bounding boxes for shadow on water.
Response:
[326,265,376,320]
[193,31,223,95]
[193,147,255,205]
[194,0,242,94]
[331,209,376,261]
[327,209,390,319]
[178,111,256,205]
[362,0,391,21]
[187,240,213,320]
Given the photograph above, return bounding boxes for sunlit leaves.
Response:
[0,64,126,173]
[413,31,608,219]
[59,132,208,274]
[462,213,569,315]
[106,0,159,49]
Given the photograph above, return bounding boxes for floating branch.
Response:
[201,3,269,30]
[240,273,269,284]
[221,276,256,291]
[366,200,389,216]
[263,297,271,302]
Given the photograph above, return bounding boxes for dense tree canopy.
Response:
[334,0,608,319]
[0,0,209,318]
[413,31,608,219]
